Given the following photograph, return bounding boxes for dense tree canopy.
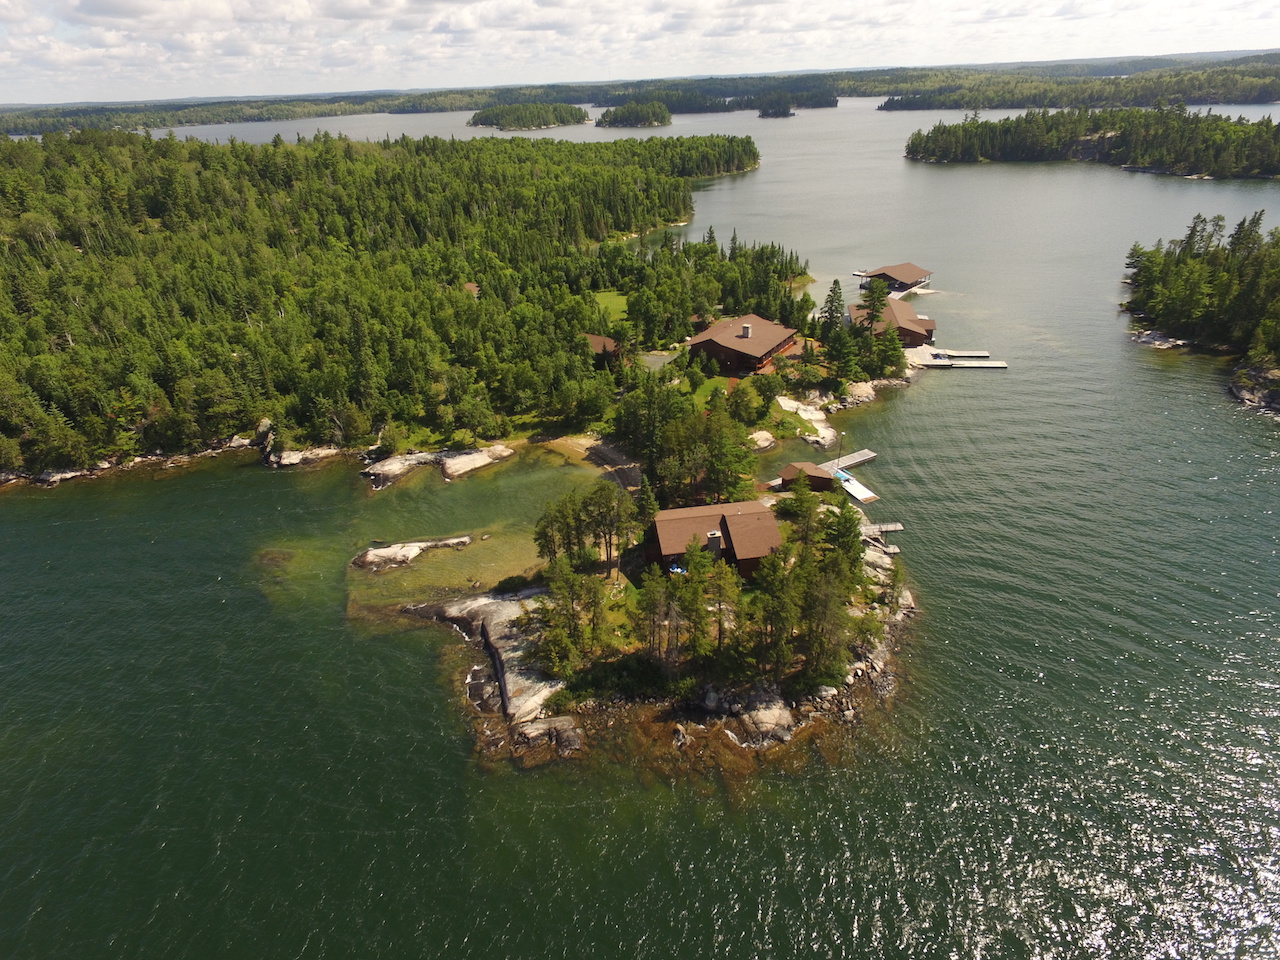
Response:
[596,101,672,128]
[905,105,1280,179]
[0,128,772,472]
[467,103,589,130]
[1124,211,1280,365]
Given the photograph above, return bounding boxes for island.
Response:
[467,102,589,130]
[595,100,672,127]
[904,106,1280,180]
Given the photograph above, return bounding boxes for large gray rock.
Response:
[351,536,472,572]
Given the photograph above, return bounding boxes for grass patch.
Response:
[691,375,731,404]
[594,289,629,321]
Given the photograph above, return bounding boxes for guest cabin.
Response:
[848,297,936,348]
[583,333,620,367]
[645,500,782,581]
[687,315,799,376]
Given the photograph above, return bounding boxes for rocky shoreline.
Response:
[0,428,518,490]
[1130,329,1280,416]
[775,378,909,450]
[404,528,915,769]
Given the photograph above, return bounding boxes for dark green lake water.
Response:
[3,101,1278,958]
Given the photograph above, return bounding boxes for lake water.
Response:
[3,100,1278,958]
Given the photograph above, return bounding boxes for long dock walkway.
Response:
[818,449,877,472]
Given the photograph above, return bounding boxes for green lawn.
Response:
[594,289,628,321]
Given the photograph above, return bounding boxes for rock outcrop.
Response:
[361,444,517,489]
[351,536,472,572]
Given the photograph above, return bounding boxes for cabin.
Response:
[778,461,835,492]
[645,500,782,580]
[848,297,936,348]
[860,262,932,295]
[687,315,798,376]
[583,333,620,366]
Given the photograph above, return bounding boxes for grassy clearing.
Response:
[593,289,629,321]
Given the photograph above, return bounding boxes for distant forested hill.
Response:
[5,54,1279,136]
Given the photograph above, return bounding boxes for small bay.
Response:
[2,99,1278,958]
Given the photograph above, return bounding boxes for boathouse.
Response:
[645,500,782,580]
[779,461,835,492]
[848,297,936,348]
[860,262,932,294]
[688,315,798,376]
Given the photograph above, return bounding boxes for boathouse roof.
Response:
[864,262,931,286]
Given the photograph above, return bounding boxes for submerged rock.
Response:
[440,444,516,479]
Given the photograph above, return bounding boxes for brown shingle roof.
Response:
[651,500,779,561]
[722,511,783,561]
[779,461,834,483]
[864,263,931,285]
[688,315,796,361]
[584,333,618,355]
[851,298,932,341]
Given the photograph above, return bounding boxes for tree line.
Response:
[880,53,1280,111]
[905,105,1280,179]
[9,54,1280,136]
[467,103,589,130]
[1124,211,1280,365]
[0,128,783,473]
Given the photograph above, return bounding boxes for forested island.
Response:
[9,52,1279,137]
[1124,212,1280,411]
[905,105,1280,179]
[595,101,672,128]
[467,103,589,130]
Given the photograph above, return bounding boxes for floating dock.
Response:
[836,471,878,504]
[907,346,1008,369]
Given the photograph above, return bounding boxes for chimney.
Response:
[706,529,723,560]
[741,322,752,339]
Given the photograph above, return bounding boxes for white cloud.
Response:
[0,0,1276,104]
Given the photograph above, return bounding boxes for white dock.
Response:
[906,346,1007,369]
[819,449,877,472]
[838,474,879,504]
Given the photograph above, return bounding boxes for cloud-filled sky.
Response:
[1,0,1277,106]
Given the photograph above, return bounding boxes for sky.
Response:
[1,0,1278,107]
